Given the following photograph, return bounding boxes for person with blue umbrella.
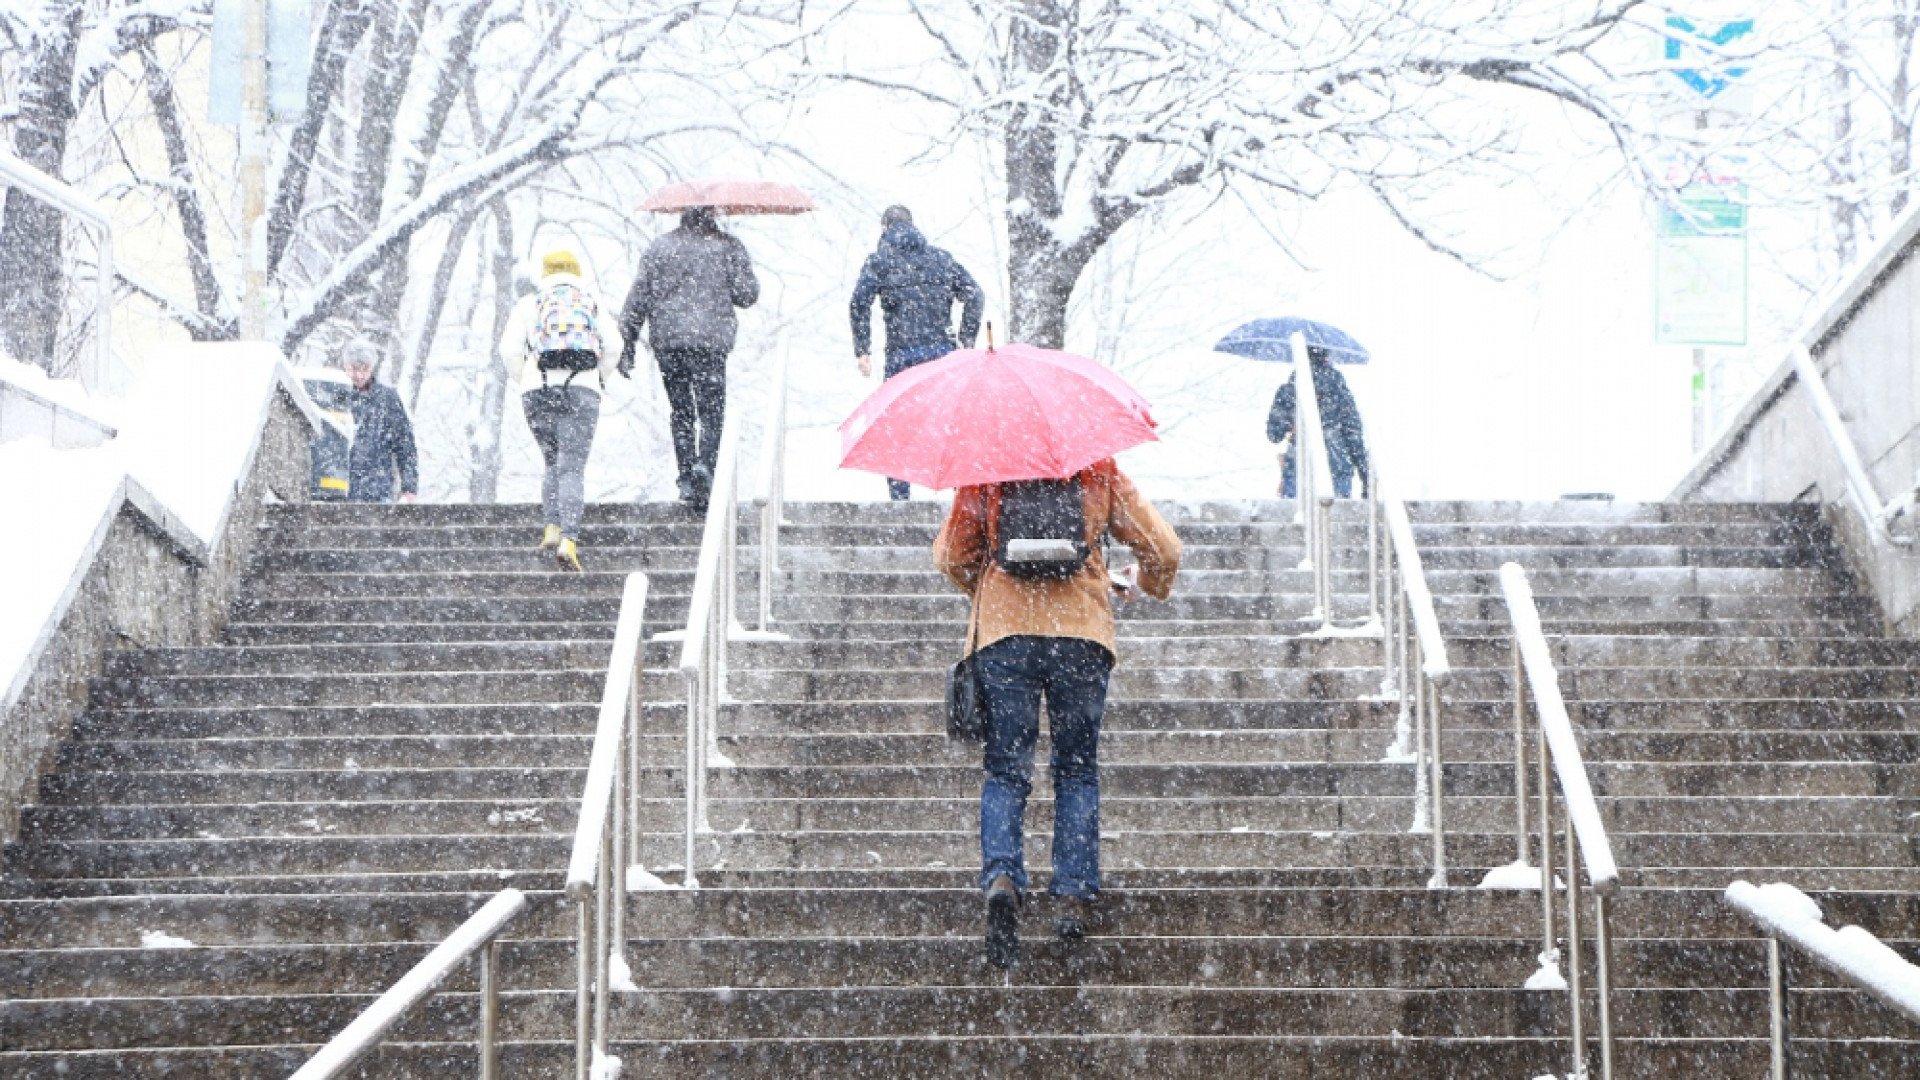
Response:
[1214,317,1372,498]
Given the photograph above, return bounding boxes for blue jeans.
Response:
[976,635,1113,899]
[884,343,954,500]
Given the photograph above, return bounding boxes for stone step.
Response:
[24,794,1912,846]
[84,670,609,708]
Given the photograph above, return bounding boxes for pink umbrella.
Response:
[638,178,815,215]
[839,342,1158,489]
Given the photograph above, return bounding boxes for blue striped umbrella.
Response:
[1213,317,1369,364]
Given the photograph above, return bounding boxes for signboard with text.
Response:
[1655,181,1748,346]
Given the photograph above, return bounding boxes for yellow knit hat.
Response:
[541,250,581,277]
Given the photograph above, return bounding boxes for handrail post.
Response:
[1537,724,1557,972]
[627,658,642,871]
[478,940,500,1080]
[1767,935,1790,1080]
[1426,673,1446,888]
[574,898,591,1080]
[593,827,612,1061]
[683,672,700,888]
[1594,892,1615,1080]
[1366,471,1380,623]
[1565,811,1586,1078]
[1411,637,1430,833]
[1512,640,1530,868]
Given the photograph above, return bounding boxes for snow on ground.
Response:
[0,344,320,711]
[139,929,198,950]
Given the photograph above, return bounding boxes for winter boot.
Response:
[556,538,583,573]
[984,875,1021,969]
[539,524,562,550]
[1054,896,1091,942]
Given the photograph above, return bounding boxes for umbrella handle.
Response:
[986,321,995,351]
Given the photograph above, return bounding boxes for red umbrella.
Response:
[839,342,1157,489]
[638,178,814,215]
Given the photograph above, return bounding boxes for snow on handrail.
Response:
[0,151,114,391]
[1788,345,1909,547]
[1383,495,1449,682]
[1726,879,1920,1026]
[678,411,746,675]
[1498,563,1619,893]
[288,888,527,1080]
[565,573,651,898]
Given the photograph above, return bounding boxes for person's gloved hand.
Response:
[617,352,635,379]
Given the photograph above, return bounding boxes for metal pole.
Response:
[684,674,699,888]
[610,768,627,996]
[1565,814,1586,1079]
[1412,637,1428,827]
[628,658,643,870]
[594,828,612,1059]
[1366,473,1380,623]
[1537,725,1556,963]
[1768,936,1790,1080]
[1317,497,1334,618]
[1594,892,1614,1080]
[575,898,591,1080]
[1426,677,1446,887]
[1512,640,1531,867]
[1395,578,1409,701]
[479,940,500,1080]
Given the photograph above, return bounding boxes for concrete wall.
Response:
[1674,208,1920,633]
[0,386,309,842]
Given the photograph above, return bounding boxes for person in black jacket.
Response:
[1266,346,1370,498]
[341,344,419,504]
[618,208,760,508]
[850,205,985,500]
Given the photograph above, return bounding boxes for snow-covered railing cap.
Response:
[1499,562,1619,894]
[1383,495,1449,683]
[566,573,651,899]
[289,888,528,1079]
[1726,879,1920,1026]
[0,151,114,392]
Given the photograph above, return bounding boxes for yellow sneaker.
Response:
[539,524,562,550]
[556,538,582,572]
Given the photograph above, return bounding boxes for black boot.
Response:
[1054,896,1090,942]
[984,875,1020,969]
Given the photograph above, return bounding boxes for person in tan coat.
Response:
[933,459,1182,967]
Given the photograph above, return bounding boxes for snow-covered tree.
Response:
[814,0,1656,348]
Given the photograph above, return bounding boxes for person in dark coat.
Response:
[1267,346,1370,498]
[850,205,985,500]
[341,344,419,504]
[617,207,760,508]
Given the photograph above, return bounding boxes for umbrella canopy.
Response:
[839,343,1157,489]
[1214,317,1369,364]
[638,178,814,215]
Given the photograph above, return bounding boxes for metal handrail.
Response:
[757,346,790,631]
[1788,344,1914,547]
[1290,333,1335,620]
[1726,879,1920,1078]
[564,571,650,1079]
[0,151,114,390]
[677,401,748,888]
[288,888,527,1080]
[1495,562,1619,1080]
[1372,486,1451,886]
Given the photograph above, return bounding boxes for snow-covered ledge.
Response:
[0,344,320,842]
[1673,199,1920,635]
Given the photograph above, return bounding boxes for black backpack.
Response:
[994,477,1091,580]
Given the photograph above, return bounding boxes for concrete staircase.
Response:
[3,499,1918,1074]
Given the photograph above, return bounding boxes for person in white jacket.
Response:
[499,250,625,571]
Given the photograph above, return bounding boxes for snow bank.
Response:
[1725,879,1920,1025]
[0,354,120,436]
[0,343,321,711]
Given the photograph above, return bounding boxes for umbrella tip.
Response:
[986,321,995,352]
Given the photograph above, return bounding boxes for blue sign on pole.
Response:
[1665,16,1754,99]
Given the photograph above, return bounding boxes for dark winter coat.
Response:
[346,379,419,503]
[1267,361,1370,483]
[617,222,760,362]
[850,222,985,360]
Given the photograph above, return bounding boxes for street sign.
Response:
[209,0,312,126]
[1665,16,1754,99]
[1655,181,1748,347]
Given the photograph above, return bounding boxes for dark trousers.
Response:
[976,635,1113,900]
[1280,450,1355,499]
[657,348,728,496]
[883,345,953,500]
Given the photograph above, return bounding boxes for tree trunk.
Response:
[0,4,84,368]
[467,203,517,503]
[1002,0,1075,348]
[404,208,479,411]
[1893,0,1916,218]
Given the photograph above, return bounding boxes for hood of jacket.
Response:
[880,221,928,254]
